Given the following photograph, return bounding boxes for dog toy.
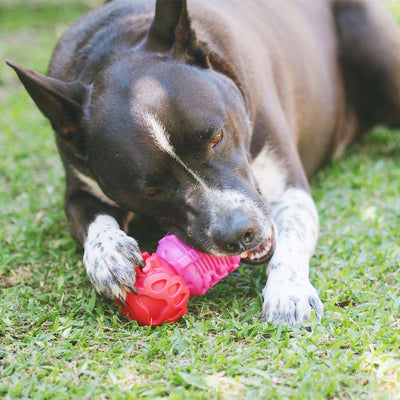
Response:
[116,234,241,326]
[116,252,190,326]
[156,234,241,296]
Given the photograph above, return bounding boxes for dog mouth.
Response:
[240,235,275,265]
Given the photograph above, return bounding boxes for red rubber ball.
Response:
[115,252,190,326]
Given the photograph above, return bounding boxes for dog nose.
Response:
[214,211,256,254]
[224,227,255,253]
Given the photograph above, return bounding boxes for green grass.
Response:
[1,1,400,399]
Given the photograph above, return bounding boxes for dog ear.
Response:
[6,60,92,141]
[146,0,209,67]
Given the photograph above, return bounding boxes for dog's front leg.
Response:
[66,192,144,304]
[262,187,324,326]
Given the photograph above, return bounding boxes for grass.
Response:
[1,1,400,399]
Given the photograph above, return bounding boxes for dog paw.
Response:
[83,215,144,302]
[262,278,323,326]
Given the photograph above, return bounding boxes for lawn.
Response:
[1,1,399,399]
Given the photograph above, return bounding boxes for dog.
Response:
[7,0,400,326]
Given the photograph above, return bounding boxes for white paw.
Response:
[262,277,323,326]
[83,215,144,302]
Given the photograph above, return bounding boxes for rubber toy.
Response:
[116,234,241,326]
[115,252,189,326]
[157,234,241,296]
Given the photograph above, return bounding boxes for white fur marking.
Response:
[262,275,321,326]
[72,168,119,208]
[262,187,323,326]
[271,188,319,258]
[143,112,177,157]
[143,112,208,186]
[83,215,142,300]
[251,146,288,203]
[85,215,120,239]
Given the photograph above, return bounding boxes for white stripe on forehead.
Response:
[143,111,176,157]
[142,111,207,186]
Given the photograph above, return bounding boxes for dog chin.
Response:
[240,236,275,265]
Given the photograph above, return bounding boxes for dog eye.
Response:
[145,189,158,197]
[210,130,223,148]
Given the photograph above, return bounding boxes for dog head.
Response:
[7,0,275,264]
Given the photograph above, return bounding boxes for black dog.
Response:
[7,0,400,325]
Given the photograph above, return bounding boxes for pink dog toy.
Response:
[116,234,241,326]
[157,234,241,296]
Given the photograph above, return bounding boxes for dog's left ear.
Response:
[6,60,92,138]
[145,0,209,67]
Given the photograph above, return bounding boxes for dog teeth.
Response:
[242,239,272,262]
